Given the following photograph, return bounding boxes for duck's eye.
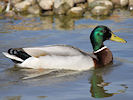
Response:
[97,33,102,36]
[97,33,100,36]
[101,30,106,33]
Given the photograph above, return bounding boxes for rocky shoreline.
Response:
[0,0,133,18]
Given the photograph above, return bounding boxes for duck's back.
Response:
[23,45,88,56]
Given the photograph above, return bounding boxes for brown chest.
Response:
[94,48,113,68]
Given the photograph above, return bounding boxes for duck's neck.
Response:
[93,46,113,67]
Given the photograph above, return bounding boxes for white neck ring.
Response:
[94,46,107,54]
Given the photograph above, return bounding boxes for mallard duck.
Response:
[3,25,126,70]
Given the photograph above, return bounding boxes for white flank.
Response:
[2,52,24,62]
[17,55,94,71]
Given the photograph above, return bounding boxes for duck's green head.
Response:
[90,25,127,51]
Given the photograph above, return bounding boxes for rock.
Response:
[27,4,41,15]
[87,0,95,4]
[14,0,35,12]
[54,0,74,15]
[91,6,110,16]
[67,7,84,17]
[111,0,128,7]
[111,0,120,7]
[54,2,70,15]
[26,0,36,5]
[14,1,30,12]
[38,0,54,10]
[89,0,113,10]
[120,0,128,7]
[54,0,74,8]
[76,2,88,9]
[129,0,133,10]
[11,0,22,5]
[74,0,86,4]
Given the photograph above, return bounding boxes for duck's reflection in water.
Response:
[90,67,128,98]
[90,71,113,98]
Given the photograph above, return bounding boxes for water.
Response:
[0,9,133,100]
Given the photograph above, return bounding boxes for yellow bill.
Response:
[110,32,127,43]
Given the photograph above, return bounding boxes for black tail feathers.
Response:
[8,48,31,61]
